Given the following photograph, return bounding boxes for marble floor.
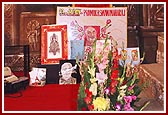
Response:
[137,63,165,112]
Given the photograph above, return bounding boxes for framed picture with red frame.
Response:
[41,25,68,64]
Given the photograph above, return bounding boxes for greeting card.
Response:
[70,40,84,60]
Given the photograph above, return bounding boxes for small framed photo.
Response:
[41,25,68,64]
[29,67,47,87]
[84,26,100,46]
[118,47,140,66]
[59,59,81,85]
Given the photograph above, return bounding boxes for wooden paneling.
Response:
[20,12,56,69]
[148,4,164,28]
[4,4,13,46]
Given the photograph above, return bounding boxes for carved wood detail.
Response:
[4,4,13,46]
[126,4,140,26]
[4,4,18,45]
[26,20,41,52]
[4,4,12,18]
[148,4,164,28]
[20,12,56,69]
[4,19,12,45]
[114,4,141,26]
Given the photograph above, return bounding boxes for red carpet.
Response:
[4,84,80,111]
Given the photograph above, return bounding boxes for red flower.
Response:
[85,88,92,97]
[110,80,118,87]
[81,107,87,111]
[87,92,92,98]
[85,82,88,87]
[111,70,119,80]
[113,59,119,68]
[121,80,128,86]
[88,104,94,111]
[110,87,116,95]
[112,50,119,58]
[84,96,92,104]
[85,88,89,93]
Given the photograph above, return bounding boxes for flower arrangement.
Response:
[77,19,149,111]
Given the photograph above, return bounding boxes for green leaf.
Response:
[77,83,87,110]
[133,85,142,96]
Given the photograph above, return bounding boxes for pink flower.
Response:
[77,33,83,40]
[128,84,136,91]
[110,36,113,40]
[96,71,107,84]
[70,21,75,27]
[101,34,107,39]
[96,48,103,55]
[102,57,109,65]
[104,46,110,54]
[106,19,111,25]
[97,63,107,72]
[131,95,137,100]
[78,26,83,32]
[101,27,106,34]
[104,87,110,95]
[124,103,134,111]
[115,103,122,111]
[124,96,133,103]
[85,46,92,53]
[124,95,137,103]
[96,42,103,47]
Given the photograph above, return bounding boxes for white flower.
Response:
[120,85,127,90]
[88,66,96,78]
[90,78,97,83]
[117,85,127,101]
[89,83,98,96]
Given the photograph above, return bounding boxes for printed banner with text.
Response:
[57,7,127,59]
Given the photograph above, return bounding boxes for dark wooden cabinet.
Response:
[4,45,30,77]
[138,26,164,63]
